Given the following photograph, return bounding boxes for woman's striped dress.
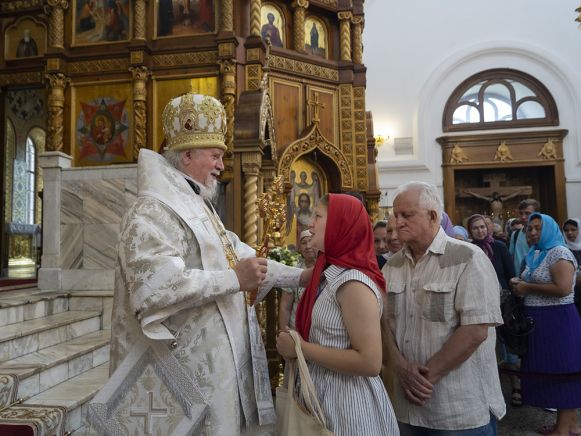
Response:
[304,265,399,436]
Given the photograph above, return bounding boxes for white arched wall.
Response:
[377,40,581,218]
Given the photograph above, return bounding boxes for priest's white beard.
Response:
[199,175,219,203]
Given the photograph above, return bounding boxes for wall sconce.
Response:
[375,134,388,147]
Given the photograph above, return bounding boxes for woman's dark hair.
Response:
[563,219,579,229]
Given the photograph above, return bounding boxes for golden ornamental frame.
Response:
[278,123,353,190]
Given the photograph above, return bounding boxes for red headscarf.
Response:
[295,193,386,340]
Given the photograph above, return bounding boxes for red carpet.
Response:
[0,278,37,288]
[0,424,35,436]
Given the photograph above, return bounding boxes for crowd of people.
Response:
[278,185,581,436]
[103,93,579,436]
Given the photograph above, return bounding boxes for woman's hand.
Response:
[276,329,300,360]
[511,278,529,296]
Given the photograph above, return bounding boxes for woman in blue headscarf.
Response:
[511,213,581,435]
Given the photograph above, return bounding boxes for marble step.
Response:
[0,290,70,327]
[0,310,102,362]
[0,330,111,401]
[24,363,109,433]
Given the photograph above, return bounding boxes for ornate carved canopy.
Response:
[278,122,353,190]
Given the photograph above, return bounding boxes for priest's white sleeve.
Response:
[227,229,303,304]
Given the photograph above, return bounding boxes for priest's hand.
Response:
[234,257,268,292]
[299,267,313,287]
[277,329,299,360]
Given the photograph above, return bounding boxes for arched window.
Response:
[443,69,558,132]
[25,137,36,225]
[12,136,36,225]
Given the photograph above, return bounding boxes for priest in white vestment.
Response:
[108,94,306,435]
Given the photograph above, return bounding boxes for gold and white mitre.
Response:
[162,93,227,151]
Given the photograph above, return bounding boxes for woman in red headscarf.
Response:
[276,194,398,435]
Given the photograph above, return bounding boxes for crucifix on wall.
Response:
[457,173,532,221]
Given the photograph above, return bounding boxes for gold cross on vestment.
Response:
[130,391,168,435]
[308,92,326,124]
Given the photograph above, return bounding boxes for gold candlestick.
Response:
[246,176,287,306]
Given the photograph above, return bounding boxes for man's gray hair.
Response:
[163,148,184,170]
[518,198,540,211]
[393,181,443,222]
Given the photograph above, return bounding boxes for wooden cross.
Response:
[456,173,532,198]
[307,91,326,124]
[130,391,168,435]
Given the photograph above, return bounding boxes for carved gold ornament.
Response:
[270,55,339,81]
[134,0,146,39]
[0,72,42,87]
[338,11,352,62]
[220,0,234,31]
[250,0,261,36]
[279,124,353,189]
[450,143,469,164]
[257,176,288,250]
[1,0,44,12]
[162,93,227,151]
[339,84,354,159]
[131,66,150,160]
[45,72,69,152]
[353,86,368,190]
[494,141,513,162]
[69,58,129,74]
[151,51,218,67]
[351,16,364,64]
[538,138,558,160]
[291,0,308,51]
[46,0,69,48]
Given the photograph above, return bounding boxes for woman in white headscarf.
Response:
[563,218,581,315]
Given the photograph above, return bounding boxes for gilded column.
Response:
[368,198,379,223]
[46,0,69,49]
[250,0,262,36]
[220,59,237,157]
[338,11,352,62]
[292,0,309,52]
[134,0,147,40]
[353,87,368,191]
[351,15,364,64]
[130,66,150,159]
[221,0,234,32]
[241,153,262,247]
[45,73,69,152]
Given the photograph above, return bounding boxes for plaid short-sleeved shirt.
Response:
[383,228,506,430]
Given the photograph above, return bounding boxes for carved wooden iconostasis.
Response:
[437,129,568,227]
[0,0,379,384]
